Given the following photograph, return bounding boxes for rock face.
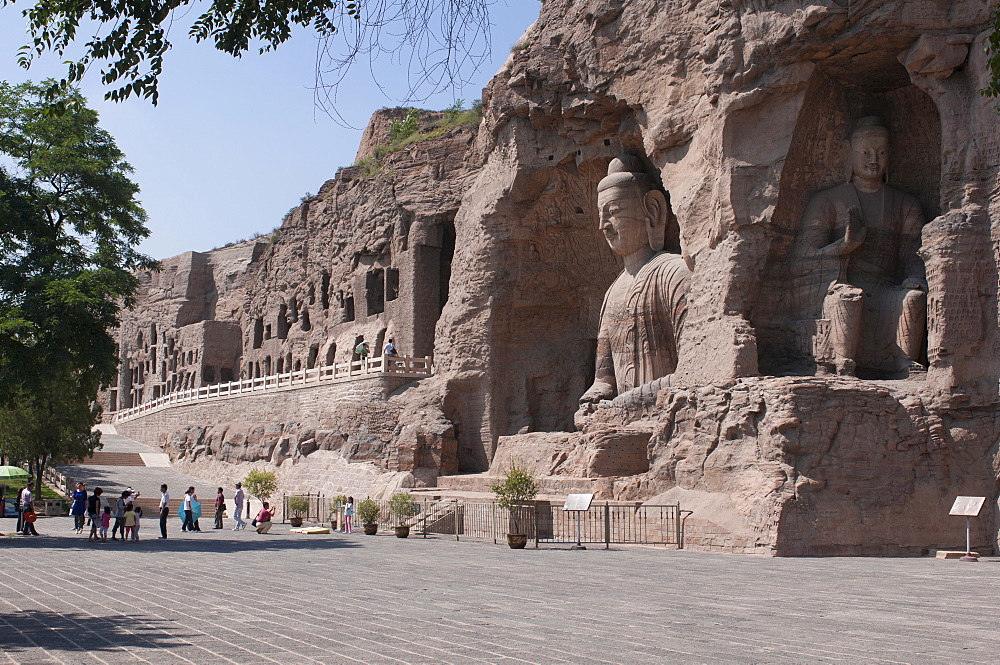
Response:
[108,0,1000,554]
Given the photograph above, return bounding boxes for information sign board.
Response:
[564,493,594,512]
[949,496,986,517]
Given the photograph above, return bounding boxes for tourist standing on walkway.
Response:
[158,484,169,539]
[343,496,354,534]
[71,482,88,533]
[87,488,102,542]
[20,482,39,536]
[88,487,108,542]
[111,491,129,540]
[181,487,196,532]
[214,487,226,529]
[255,502,274,533]
[16,481,32,533]
[232,482,246,530]
[356,341,370,363]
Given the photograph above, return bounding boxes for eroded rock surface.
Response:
[108,0,1000,553]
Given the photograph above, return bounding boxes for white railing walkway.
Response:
[112,354,432,425]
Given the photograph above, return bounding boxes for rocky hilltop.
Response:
[110,0,1000,555]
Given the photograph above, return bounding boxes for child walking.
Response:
[343,496,354,534]
[99,506,111,542]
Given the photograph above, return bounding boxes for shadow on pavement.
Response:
[0,609,196,653]
[0,531,364,554]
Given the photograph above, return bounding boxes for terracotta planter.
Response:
[289,517,303,527]
[363,523,378,535]
[507,534,528,549]
[394,525,410,539]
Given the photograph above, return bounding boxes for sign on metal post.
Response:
[949,496,985,517]
[563,493,594,550]
[949,496,986,562]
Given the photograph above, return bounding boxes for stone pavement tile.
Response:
[3,519,1000,664]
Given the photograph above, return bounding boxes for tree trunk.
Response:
[34,454,48,501]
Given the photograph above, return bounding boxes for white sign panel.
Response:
[949,496,986,517]
[563,493,594,512]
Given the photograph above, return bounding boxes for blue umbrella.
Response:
[178,498,202,524]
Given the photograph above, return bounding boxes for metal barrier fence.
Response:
[113,354,433,424]
[284,495,688,547]
[441,502,687,548]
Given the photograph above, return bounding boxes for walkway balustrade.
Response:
[112,354,432,424]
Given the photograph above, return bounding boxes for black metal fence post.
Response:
[604,502,611,549]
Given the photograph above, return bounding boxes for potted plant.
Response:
[287,495,309,527]
[490,462,539,549]
[357,498,380,535]
[329,494,348,531]
[388,492,417,538]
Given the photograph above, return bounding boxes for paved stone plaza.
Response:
[1,519,999,665]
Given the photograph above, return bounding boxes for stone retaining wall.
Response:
[115,376,410,448]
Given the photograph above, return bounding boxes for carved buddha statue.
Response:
[792,116,927,377]
[579,155,691,409]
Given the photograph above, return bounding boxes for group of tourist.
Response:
[10,479,281,539]
[354,338,398,361]
[157,482,276,538]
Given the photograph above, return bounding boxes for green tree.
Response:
[0,80,152,485]
[242,468,278,503]
[0,373,103,492]
[3,0,493,111]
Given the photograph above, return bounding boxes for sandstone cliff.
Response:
[112,0,1000,554]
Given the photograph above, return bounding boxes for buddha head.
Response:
[849,116,890,186]
[597,154,669,257]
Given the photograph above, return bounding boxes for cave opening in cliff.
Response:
[438,219,455,317]
[386,268,399,301]
[320,271,331,309]
[276,303,290,339]
[366,269,385,315]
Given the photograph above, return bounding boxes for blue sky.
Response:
[0,2,538,259]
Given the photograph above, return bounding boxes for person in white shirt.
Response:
[232,482,247,530]
[181,487,196,532]
[20,483,38,536]
[158,484,170,539]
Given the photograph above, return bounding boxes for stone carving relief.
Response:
[579,154,691,410]
[791,117,927,378]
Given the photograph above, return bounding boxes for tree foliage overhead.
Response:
[0,80,153,399]
[4,0,494,114]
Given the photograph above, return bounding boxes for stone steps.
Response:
[83,452,146,466]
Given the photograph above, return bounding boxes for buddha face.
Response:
[598,185,650,257]
[850,132,889,183]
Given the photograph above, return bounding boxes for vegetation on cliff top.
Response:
[351,99,482,178]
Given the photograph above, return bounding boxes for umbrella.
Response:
[0,466,29,479]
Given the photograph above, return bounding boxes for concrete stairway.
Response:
[82,452,146,466]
